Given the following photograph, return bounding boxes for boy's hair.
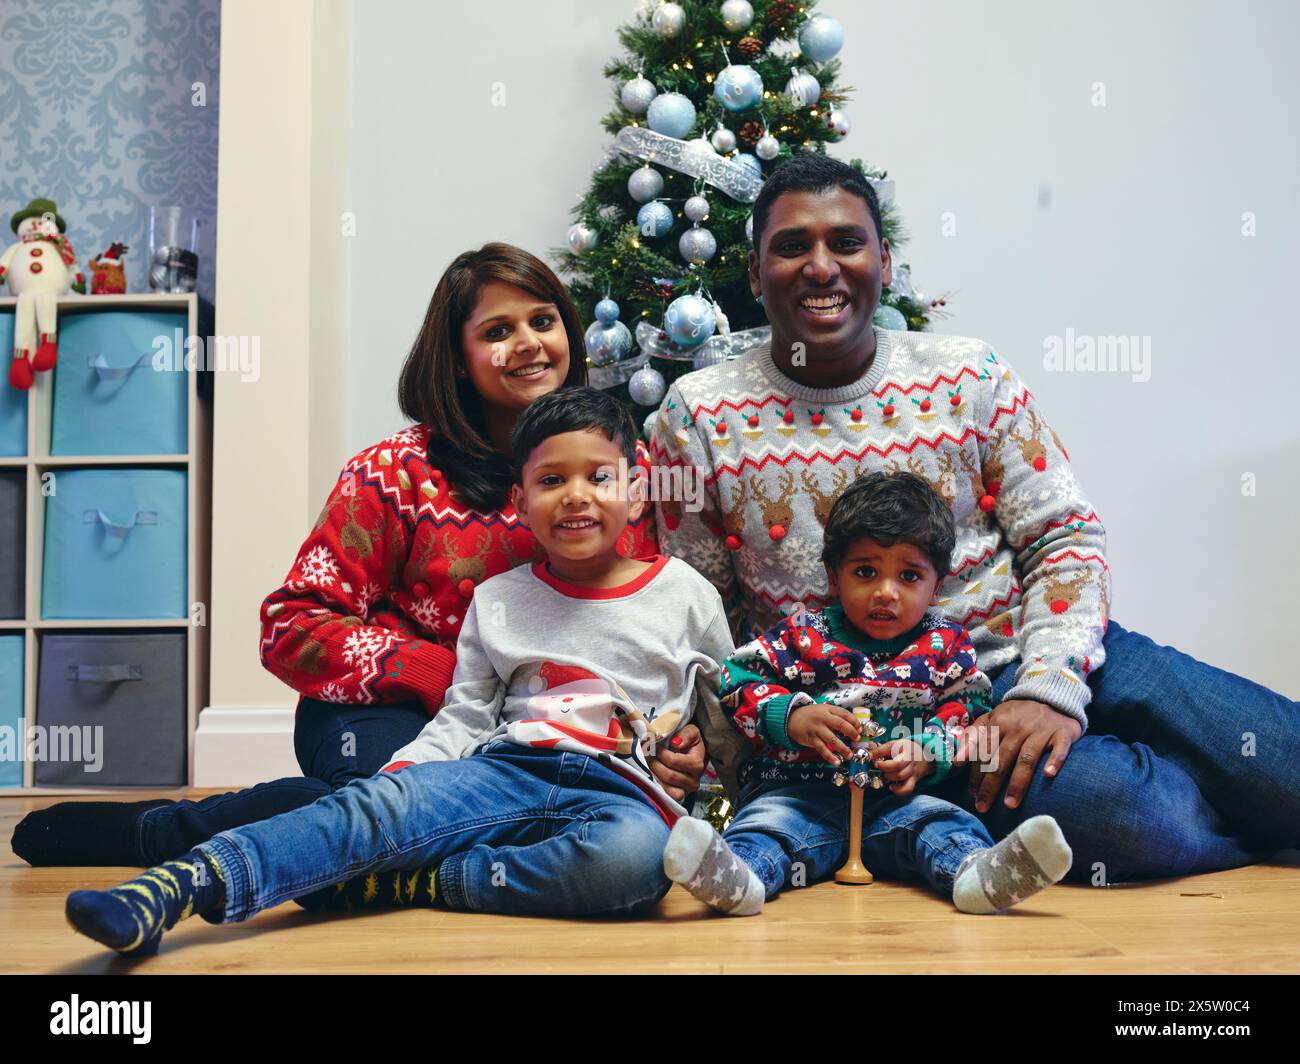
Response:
[751,153,883,255]
[821,471,956,577]
[510,387,639,478]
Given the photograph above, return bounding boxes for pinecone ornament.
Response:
[739,120,764,147]
[736,35,763,60]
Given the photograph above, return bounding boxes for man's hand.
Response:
[869,738,932,795]
[965,699,1081,813]
[787,701,861,765]
[650,723,706,801]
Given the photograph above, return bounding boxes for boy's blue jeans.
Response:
[725,784,993,900]
[197,742,672,923]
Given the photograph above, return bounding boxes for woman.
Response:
[15,243,706,871]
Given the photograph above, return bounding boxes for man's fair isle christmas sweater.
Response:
[259,425,657,711]
[650,329,1111,727]
[721,606,992,789]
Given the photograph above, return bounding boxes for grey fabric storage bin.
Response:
[0,472,23,618]
[36,631,186,786]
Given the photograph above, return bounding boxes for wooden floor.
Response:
[3,792,1299,974]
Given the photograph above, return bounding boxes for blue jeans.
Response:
[136,698,429,864]
[197,742,673,923]
[968,620,1299,881]
[725,783,993,900]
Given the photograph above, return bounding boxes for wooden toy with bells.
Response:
[833,715,888,884]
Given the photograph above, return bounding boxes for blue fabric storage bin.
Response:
[0,635,22,786]
[51,309,188,456]
[0,471,23,618]
[0,311,26,455]
[43,468,187,619]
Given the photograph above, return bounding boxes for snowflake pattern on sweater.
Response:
[720,606,992,789]
[650,329,1111,726]
[259,425,658,711]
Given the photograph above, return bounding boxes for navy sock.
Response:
[66,849,226,956]
[12,799,171,867]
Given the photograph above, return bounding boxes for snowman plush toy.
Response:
[0,198,86,390]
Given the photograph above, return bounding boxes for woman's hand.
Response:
[650,724,707,801]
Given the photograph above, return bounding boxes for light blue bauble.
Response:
[647,92,697,138]
[585,319,633,366]
[733,152,763,178]
[663,294,716,348]
[594,298,620,324]
[873,304,908,331]
[636,200,674,238]
[714,64,763,112]
[799,15,844,63]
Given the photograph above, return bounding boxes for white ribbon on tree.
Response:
[615,126,764,203]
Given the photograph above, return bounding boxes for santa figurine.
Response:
[0,198,86,390]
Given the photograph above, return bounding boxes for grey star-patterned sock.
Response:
[952,815,1072,914]
[662,817,765,917]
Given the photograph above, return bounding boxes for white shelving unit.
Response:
[0,292,211,793]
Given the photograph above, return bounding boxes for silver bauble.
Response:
[755,134,780,160]
[620,75,658,115]
[785,69,821,106]
[745,213,754,243]
[826,108,851,138]
[710,126,737,153]
[720,0,754,33]
[652,2,685,38]
[628,365,667,407]
[627,164,664,203]
[684,194,710,222]
[567,223,598,255]
[686,136,717,157]
[679,225,717,264]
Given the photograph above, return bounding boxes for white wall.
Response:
[347,0,1299,696]
[200,0,352,783]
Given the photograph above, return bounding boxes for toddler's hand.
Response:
[788,702,861,765]
[869,738,933,795]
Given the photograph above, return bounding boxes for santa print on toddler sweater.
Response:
[721,605,992,790]
[258,424,657,712]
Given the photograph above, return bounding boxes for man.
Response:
[651,152,1298,881]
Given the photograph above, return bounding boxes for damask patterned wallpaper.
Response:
[0,0,220,303]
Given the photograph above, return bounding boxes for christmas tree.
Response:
[551,0,945,429]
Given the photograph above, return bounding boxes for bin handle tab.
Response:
[67,663,143,683]
[82,509,159,538]
[88,352,154,381]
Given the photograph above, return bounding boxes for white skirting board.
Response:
[194,705,299,787]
